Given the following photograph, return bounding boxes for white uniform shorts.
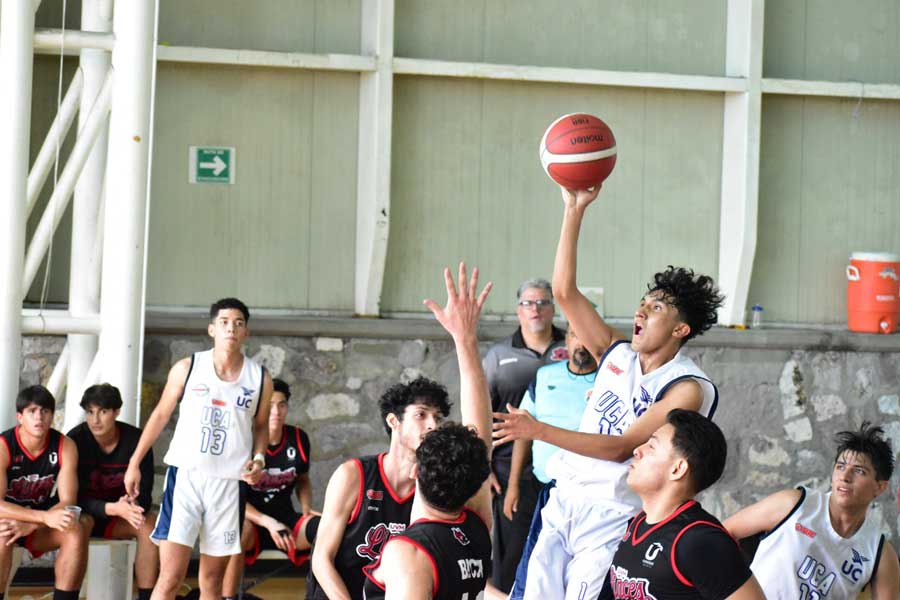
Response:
[523,484,634,600]
[151,466,243,556]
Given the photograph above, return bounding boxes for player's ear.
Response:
[207,322,215,338]
[670,456,690,483]
[409,462,419,482]
[672,321,690,341]
[385,413,400,432]
[874,479,889,498]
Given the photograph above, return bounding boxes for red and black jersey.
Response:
[306,453,414,600]
[247,425,310,514]
[1,427,64,511]
[362,509,491,600]
[599,500,752,600]
[67,421,154,518]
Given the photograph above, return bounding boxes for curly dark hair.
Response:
[647,266,724,344]
[415,423,490,512]
[834,422,894,481]
[667,409,727,495]
[378,376,452,436]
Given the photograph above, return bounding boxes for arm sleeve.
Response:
[674,524,753,600]
[482,349,501,412]
[138,446,154,510]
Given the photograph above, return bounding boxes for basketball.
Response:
[539,113,617,189]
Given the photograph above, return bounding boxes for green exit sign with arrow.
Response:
[189,146,235,184]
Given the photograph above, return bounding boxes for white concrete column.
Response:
[0,0,36,427]
[66,0,113,432]
[355,0,394,316]
[99,0,158,425]
[718,0,765,325]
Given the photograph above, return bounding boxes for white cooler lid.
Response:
[850,251,900,262]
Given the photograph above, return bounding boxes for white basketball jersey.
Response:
[752,488,884,599]
[546,340,717,510]
[164,350,264,479]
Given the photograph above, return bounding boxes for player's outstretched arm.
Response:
[722,488,802,541]
[424,263,494,527]
[493,378,702,462]
[310,460,362,600]
[124,357,190,498]
[553,185,624,360]
[871,540,900,600]
[423,262,492,448]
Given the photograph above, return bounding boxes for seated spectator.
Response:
[0,385,91,600]
[222,378,319,600]
[67,383,158,600]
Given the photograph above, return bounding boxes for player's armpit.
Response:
[722,488,803,541]
[724,575,767,600]
[870,540,900,600]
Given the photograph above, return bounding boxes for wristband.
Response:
[252,452,265,466]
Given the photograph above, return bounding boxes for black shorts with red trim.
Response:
[245,506,315,567]
[90,516,122,539]
[16,531,46,559]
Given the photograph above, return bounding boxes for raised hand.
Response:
[492,403,542,446]
[560,185,601,211]
[423,262,492,343]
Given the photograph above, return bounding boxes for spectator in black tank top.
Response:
[222,378,319,600]
[362,264,495,600]
[67,383,158,600]
[0,385,91,600]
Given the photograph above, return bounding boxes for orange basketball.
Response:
[539,113,617,189]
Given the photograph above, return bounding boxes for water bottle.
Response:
[750,304,763,329]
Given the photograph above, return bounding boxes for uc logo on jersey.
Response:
[235,386,255,410]
[841,548,869,583]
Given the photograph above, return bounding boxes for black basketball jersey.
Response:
[1,427,63,510]
[67,421,154,517]
[600,500,752,600]
[362,509,491,600]
[247,425,310,513]
[307,453,414,600]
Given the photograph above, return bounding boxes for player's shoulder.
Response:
[65,421,90,441]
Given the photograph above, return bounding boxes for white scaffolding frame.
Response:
[0,0,158,429]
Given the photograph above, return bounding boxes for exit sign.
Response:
[189,146,235,184]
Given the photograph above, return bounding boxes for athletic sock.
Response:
[138,589,153,600]
[222,596,238,600]
[53,590,79,600]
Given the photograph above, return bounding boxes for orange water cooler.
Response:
[846,252,900,333]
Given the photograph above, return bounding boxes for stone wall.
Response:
[20,329,900,545]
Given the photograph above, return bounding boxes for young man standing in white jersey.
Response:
[724,423,899,600]
[493,186,724,600]
[124,298,273,600]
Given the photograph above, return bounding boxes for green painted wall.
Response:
[764,0,900,84]
[751,95,900,324]
[147,64,358,310]
[395,0,727,76]
[381,77,723,317]
[20,1,900,323]
[158,0,361,55]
